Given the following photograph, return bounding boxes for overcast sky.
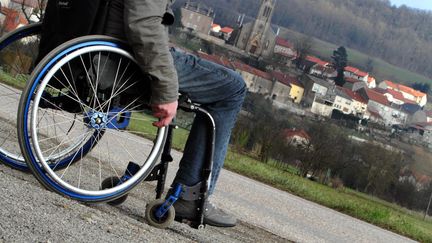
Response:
[390,0,432,11]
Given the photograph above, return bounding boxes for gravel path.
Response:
[0,83,417,242]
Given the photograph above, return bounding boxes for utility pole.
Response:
[425,190,432,220]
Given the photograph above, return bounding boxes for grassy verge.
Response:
[0,70,27,89]
[224,152,432,242]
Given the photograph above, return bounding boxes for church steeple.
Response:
[245,0,277,56]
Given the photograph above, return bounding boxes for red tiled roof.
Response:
[344,77,361,84]
[385,89,405,101]
[355,70,368,77]
[339,87,367,104]
[305,55,328,66]
[197,52,233,69]
[284,129,310,140]
[366,89,390,106]
[275,37,293,49]
[383,80,426,98]
[344,66,359,73]
[220,27,234,33]
[271,71,303,88]
[231,61,272,80]
[1,8,28,32]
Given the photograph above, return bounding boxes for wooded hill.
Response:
[174,0,432,80]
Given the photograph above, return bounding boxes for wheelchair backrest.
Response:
[38,0,110,61]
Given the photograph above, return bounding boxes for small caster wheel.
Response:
[145,199,175,229]
[101,176,128,206]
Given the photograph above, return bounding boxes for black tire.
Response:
[101,177,128,206]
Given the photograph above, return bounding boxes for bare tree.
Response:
[18,0,47,22]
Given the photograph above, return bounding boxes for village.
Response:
[177,0,432,149]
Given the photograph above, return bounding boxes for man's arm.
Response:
[124,0,178,127]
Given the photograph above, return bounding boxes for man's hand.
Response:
[151,101,178,128]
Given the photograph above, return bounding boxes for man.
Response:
[120,0,246,227]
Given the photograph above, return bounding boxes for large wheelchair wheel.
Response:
[0,23,42,170]
[17,35,168,202]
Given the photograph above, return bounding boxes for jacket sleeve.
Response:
[124,0,178,104]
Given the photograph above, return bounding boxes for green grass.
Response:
[0,70,27,89]
[127,112,189,151]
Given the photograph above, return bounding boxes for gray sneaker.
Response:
[173,198,237,227]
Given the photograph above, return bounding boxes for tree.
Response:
[294,35,313,70]
[332,46,348,87]
[365,57,374,73]
[411,82,430,94]
[20,0,47,22]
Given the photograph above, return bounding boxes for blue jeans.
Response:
[170,48,246,195]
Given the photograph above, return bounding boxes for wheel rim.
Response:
[0,23,42,169]
[22,40,167,199]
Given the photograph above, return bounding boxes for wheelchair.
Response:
[10,24,217,229]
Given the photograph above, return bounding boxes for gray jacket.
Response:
[124,0,178,104]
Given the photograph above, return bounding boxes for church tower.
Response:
[244,0,276,57]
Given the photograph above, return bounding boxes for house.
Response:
[383,89,406,105]
[268,71,292,104]
[272,71,304,103]
[343,77,362,90]
[367,76,377,89]
[180,1,215,34]
[284,128,310,147]
[311,94,334,117]
[295,55,325,73]
[359,88,408,126]
[333,87,354,115]
[309,64,336,79]
[400,167,432,190]
[231,61,273,96]
[0,7,28,33]
[210,24,221,33]
[378,80,427,107]
[273,37,295,57]
[340,87,368,116]
[344,66,369,83]
[219,26,234,41]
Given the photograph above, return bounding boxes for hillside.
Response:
[174,0,432,83]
